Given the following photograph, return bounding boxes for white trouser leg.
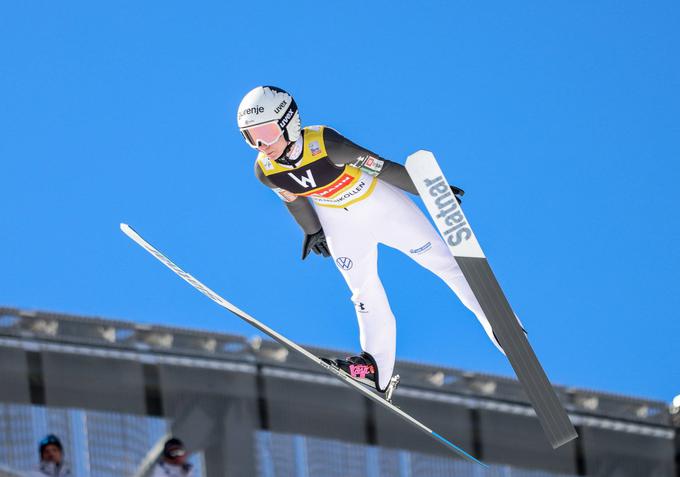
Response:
[312,178,519,389]
[315,205,396,391]
[370,182,507,354]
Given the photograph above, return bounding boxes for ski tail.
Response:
[405,151,578,449]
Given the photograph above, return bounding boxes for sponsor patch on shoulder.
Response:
[260,156,275,171]
[273,188,297,202]
[306,125,322,131]
[363,156,384,173]
[309,141,321,156]
[353,155,384,176]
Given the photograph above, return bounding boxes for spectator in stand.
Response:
[151,437,193,477]
[28,434,71,477]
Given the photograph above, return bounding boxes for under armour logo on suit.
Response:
[288,169,317,188]
[336,257,353,270]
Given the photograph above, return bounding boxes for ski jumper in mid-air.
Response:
[237,85,508,396]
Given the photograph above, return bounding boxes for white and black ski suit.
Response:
[255,126,503,390]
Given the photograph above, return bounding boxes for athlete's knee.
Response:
[350,277,391,314]
[350,289,390,315]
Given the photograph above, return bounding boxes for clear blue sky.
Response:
[1,1,678,402]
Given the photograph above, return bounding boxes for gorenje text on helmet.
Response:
[238,105,265,120]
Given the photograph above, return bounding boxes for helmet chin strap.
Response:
[275,136,303,166]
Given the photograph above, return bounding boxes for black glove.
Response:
[302,229,331,260]
[450,185,464,204]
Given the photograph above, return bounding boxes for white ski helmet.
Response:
[237,86,301,145]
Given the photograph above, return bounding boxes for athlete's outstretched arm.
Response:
[323,128,464,200]
[254,162,322,234]
[283,196,322,234]
[254,162,329,259]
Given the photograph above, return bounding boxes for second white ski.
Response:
[120,223,486,466]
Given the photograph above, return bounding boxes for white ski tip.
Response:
[120,223,139,240]
[405,150,434,166]
[405,150,486,259]
[409,149,434,156]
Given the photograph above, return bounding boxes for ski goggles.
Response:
[166,447,186,458]
[241,121,284,149]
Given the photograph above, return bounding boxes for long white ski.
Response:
[120,223,486,466]
[405,151,577,449]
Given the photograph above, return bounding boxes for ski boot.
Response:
[322,351,400,402]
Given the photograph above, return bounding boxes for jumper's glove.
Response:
[450,185,464,204]
[302,229,331,260]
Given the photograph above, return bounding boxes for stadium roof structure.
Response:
[2,306,678,476]
[0,306,673,440]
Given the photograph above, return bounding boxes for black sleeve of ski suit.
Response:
[323,127,419,195]
[254,162,322,235]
